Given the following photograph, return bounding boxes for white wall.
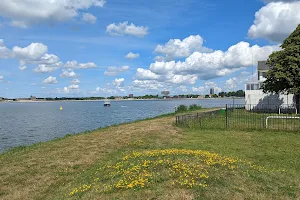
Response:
[245,90,294,110]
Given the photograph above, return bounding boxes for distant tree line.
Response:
[218,90,245,97]
[135,94,159,99]
[176,94,199,98]
[176,90,245,98]
[40,97,106,101]
[6,90,245,101]
[107,95,160,99]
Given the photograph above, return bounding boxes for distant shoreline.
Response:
[1,97,244,103]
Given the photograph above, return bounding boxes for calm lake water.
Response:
[0,99,244,153]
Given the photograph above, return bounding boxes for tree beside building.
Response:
[261,24,300,109]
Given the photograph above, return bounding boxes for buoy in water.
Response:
[60,106,63,111]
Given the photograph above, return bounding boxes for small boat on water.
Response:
[104,99,111,107]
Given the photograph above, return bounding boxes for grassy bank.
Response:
[0,109,300,200]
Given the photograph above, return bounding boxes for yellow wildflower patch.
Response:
[69,149,269,196]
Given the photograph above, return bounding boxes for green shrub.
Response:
[176,105,188,113]
[176,104,202,113]
[189,104,202,111]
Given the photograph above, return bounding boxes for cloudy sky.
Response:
[0,0,299,98]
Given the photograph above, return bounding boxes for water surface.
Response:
[0,99,244,153]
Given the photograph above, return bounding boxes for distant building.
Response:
[158,94,164,99]
[30,96,36,101]
[245,61,294,110]
[16,98,29,101]
[210,88,215,95]
[115,96,123,100]
[128,94,134,98]
[161,91,170,96]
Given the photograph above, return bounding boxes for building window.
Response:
[246,83,259,90]
[246,84,251,90]
[258,71,268,81]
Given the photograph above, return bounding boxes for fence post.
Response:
[226,104,228,129]
[200,116,202,127]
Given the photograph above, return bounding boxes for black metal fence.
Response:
[176,104,300,131]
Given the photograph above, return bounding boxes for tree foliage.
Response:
[262,24,300,94]
[218,90,245,97]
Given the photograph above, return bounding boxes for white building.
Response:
[245,61,294,110]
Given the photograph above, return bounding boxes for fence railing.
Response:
[176,109,226,129]
[176,104,300,131]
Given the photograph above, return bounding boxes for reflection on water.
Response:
[0,99,244,153]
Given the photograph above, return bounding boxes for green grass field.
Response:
[1,110,300,199]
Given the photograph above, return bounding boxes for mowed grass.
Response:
[0,110,300,200]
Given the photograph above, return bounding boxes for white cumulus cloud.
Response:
[136,65,198,85]
[136,68,160,80]
[225,78,238,91]
[82,13,97,24]
[70,79,80,84]
[64,85,80,93]
[60,69,77,78]
[155,35,212,61]
[192,86,205,93]
[68,84,80,90]
[94,87,118,95]
[132,80,165,90]
[125,52,140,59]
[104,66,129,76]
[19,65,27,71]
[248,2,300,42]
[65,60,97,69]
[0,39,99,74]
[37,53,60,65]
[33,62,63,73]
[178,85,188,92]
[43,76,58,84]
[112,78,125,87]
[223,71,259,92]
[13,43,47,60]
[106,21,149,37]
[0,0,106,28]
[12,42,62,72]
[138,41,279,85]
[57,84,80,93]
[0,76,4,81]
[192,81,221,94]
[0,39,14,59]
[94,78,127,95]
[168,74,198,85]
[262,0,298,3]
[133,37,279,92]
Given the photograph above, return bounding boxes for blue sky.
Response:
[0,0,299,98]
